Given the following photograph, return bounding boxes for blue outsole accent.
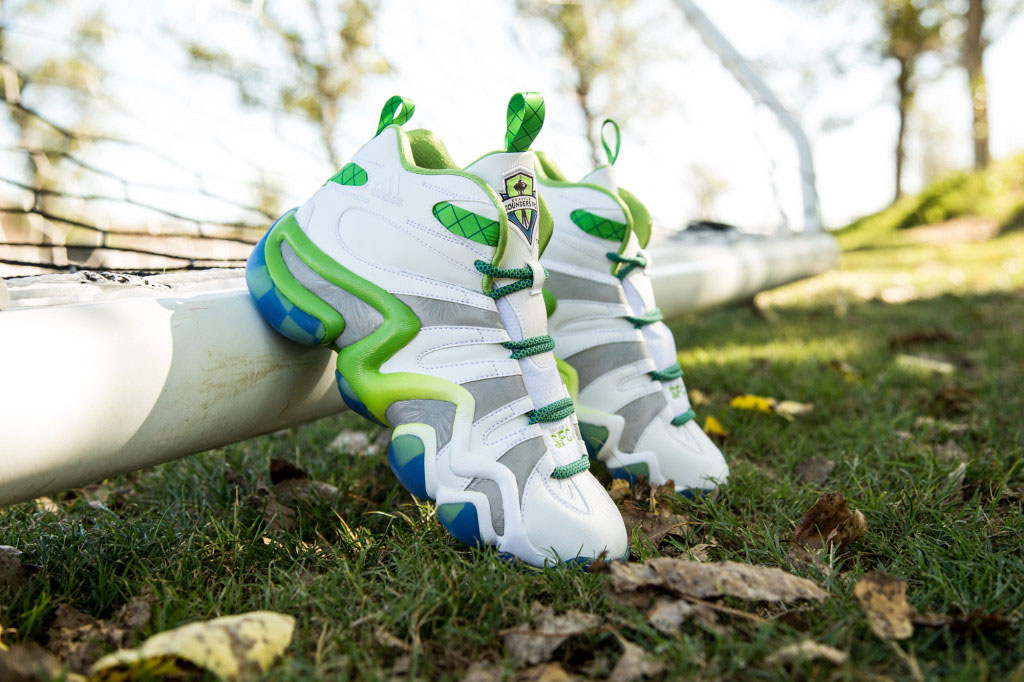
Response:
[388,434,432,501]
[246,229,327,347]
[335,371,387,427]
[437,502,483,547]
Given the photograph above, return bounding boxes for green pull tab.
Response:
[505,92,545,152]
[601,118,621,165]
[376,95,415,135]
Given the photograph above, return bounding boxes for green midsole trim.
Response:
[270,211,471,424]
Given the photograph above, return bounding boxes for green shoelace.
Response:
[474,259,587,479]
[606,249,698,429]
[606,251,647,279]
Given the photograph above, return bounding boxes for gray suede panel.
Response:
[385,400,456,451]
[545,270,626,304]
[396,294,502,329]
[466,436,547,538]
[466,478,504,535]
[497,437,547,504]
[616,392,669,452]
[280,242,383,348]
[461,375,530,423]
[564,341,649,391]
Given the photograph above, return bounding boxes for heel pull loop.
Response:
[377,95,415,135]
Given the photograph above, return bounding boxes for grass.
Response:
[2,227,1024,680]
[837,152,1024,251]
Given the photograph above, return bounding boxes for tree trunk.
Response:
[964,0,989,169]
[894,58,912,202]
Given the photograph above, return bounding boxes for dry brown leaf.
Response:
[686,542,716,563]
[0,546,37,590]
[607,558,828,602]
[935,441,969,463]
[854,572,914,640]
[766,640,847,666]
[517,662,572,682]
[794,457,835,485]
[646,597,717,635]
[911,609,1015,631]
[503,605,601,667]
[619,501,687,546]
[609,635,665,682]
[0,642,81,682]
[791,493,868,553]
[273,477,341,505]
[44,591,155,675]
[608,479,632,501]
[329,429,386,456]
[688,389,710,406]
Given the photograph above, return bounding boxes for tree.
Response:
[184,0,389,169]
[963,0,988,168]
[515,0,647,165]
[878,0,947,201]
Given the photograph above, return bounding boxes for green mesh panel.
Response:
[433,202,500,246]
[328,162,368,186]
[570,209,627,241]
[505,92,545,152]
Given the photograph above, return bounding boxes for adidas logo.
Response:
[372,175,403,206]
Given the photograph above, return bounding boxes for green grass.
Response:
[3,229,1024,680]
[837,152,1024,250]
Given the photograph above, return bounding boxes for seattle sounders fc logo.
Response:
[500,167,539,243]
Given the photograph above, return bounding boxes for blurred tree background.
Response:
[1,0,1022,274]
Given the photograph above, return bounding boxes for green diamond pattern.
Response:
[376,95,415,135]
[328,162,368,186]
[433,202,500,246]
[570,209,626,241]
[505,92,545,152]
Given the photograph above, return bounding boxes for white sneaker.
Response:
[246,95,626,565]
[535,121,729,496]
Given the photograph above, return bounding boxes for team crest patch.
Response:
[500,168,539,243]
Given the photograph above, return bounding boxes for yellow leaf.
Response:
[703,416,728,438]
[90,611,295,682]
[730,394,776,413]
[774,400,815,420]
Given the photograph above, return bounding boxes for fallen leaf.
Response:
[269,458,308,484]
[90,611,295,681]
[730,394,776,413]
[686,541,716,562]
[794,457,835,485]
[888,328,952,349]
[688,389,709,406]
[0,642,81,682]
[518,663,571,682]
[646,597,717,635]
[0,546,37,590]
[895,354,955,376]
[272,477,340,505]
[329,429,386,456]
[774,401,815,420]
[827,360,863,383]
[945,462,967,501]
[608,479,632,501]
[606,558,828,602]
[934,440,969,463]
[854,572,914,640]
[609,635,665,682]
[766,640,847,666]
[619,500,687,547]
[911,609,1014,632]
[503,605,601,668]
[934,386,976,413]
[791,493,868,554]
[34,497,59,514]
[702,416,728,440]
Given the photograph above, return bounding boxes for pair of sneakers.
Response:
[246,92,728,567]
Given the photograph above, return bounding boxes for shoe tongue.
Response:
[466,149,546,338]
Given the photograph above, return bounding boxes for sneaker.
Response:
[534,120,729,496]
[246,95,627,565]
